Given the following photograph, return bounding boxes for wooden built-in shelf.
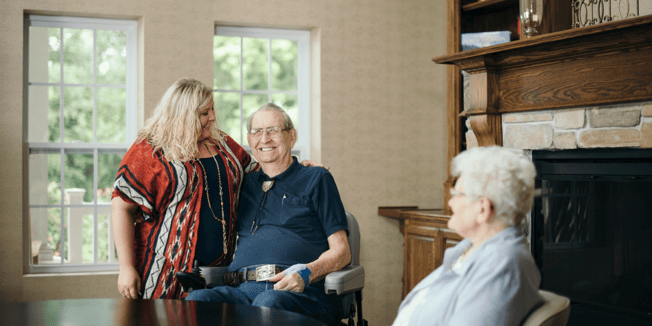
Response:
[377,206,419,219]
[438,10,650,201]
[379,206,449,234]
[394,209,450,224]
[378,207,448,221]
[462,0,518,12]
[434,14,652,122]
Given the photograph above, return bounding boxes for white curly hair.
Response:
[451,146,537,226]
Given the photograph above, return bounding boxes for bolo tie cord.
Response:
[251,180,274,234]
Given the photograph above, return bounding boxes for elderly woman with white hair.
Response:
[392,146,543,326]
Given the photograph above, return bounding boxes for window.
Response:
[213,27,311,160]
[25,15,137,273]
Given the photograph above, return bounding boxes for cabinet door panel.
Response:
[404,225,441,296]
[403,223,464,297]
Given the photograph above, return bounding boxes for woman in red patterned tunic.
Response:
[111,78,258,299]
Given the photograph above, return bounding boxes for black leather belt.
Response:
[223,264,285,286]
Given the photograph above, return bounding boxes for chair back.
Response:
[345,212,360,266]
[521,290,571,326]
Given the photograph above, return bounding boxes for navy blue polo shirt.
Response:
[229,157,348,271]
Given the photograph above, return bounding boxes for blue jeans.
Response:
[186,281,342,325]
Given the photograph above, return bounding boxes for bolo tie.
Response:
[251,180,275,234]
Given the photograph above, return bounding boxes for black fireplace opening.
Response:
[531,148,652,325]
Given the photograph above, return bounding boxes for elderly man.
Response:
[186,103,351,325]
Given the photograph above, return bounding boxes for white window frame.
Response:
[25,15,137,273]
[214,26,311,160]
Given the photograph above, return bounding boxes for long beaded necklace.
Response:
[196,143,227,255]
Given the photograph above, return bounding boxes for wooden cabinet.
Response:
[378,207,463,298]
[403,216,462,297]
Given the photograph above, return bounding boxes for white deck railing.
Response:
[65,188,115,264]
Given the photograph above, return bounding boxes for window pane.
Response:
[63,87,94,143]
[97,213,114,263]
[98,152,125,203]
[214,36,241,90]
[64,153,94,203]
[271,39,298,91]
[215,92,241,144]
[30,207,64,265]
[80,211,114,264]
[96,30,127,85]
[242,94,269,133]
[63,28,93,84]
[26,16,136,272]
[243,38,269,91]
[28,27,60,83]
[97,88,126,143]
[29,152,62,205]
[28,86,60,143]
[271,94,299,131]
[82,213,95,263]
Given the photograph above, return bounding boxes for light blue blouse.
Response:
[393,227,543,326]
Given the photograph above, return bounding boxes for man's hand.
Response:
[300,160,330,170]
[117,265,142,299]
[269,270,306,293]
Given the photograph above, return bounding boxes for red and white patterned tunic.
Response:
[112,132,256,299]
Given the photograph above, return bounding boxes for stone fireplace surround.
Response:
[465,101,652,150]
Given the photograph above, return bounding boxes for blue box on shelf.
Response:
[461,31,511,51]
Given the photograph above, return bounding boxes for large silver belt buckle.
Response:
[255,264,276,282]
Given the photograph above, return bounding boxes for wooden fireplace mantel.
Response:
[432,14,652,146]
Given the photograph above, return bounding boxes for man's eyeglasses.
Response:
[248,126,290,139]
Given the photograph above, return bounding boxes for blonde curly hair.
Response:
[137,78,222,162]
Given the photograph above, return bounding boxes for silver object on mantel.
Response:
[572,0,639,28]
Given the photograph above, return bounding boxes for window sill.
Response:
[24,270,118,278]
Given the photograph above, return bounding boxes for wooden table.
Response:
[0,298,327,326]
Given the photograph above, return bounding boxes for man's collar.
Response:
[256,157,300,182]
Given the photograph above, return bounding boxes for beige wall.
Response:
[0,0,448,325]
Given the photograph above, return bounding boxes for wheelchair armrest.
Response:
[324,265,364,295]
[200,266,229,288]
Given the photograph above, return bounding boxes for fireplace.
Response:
[531,148,652,325]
